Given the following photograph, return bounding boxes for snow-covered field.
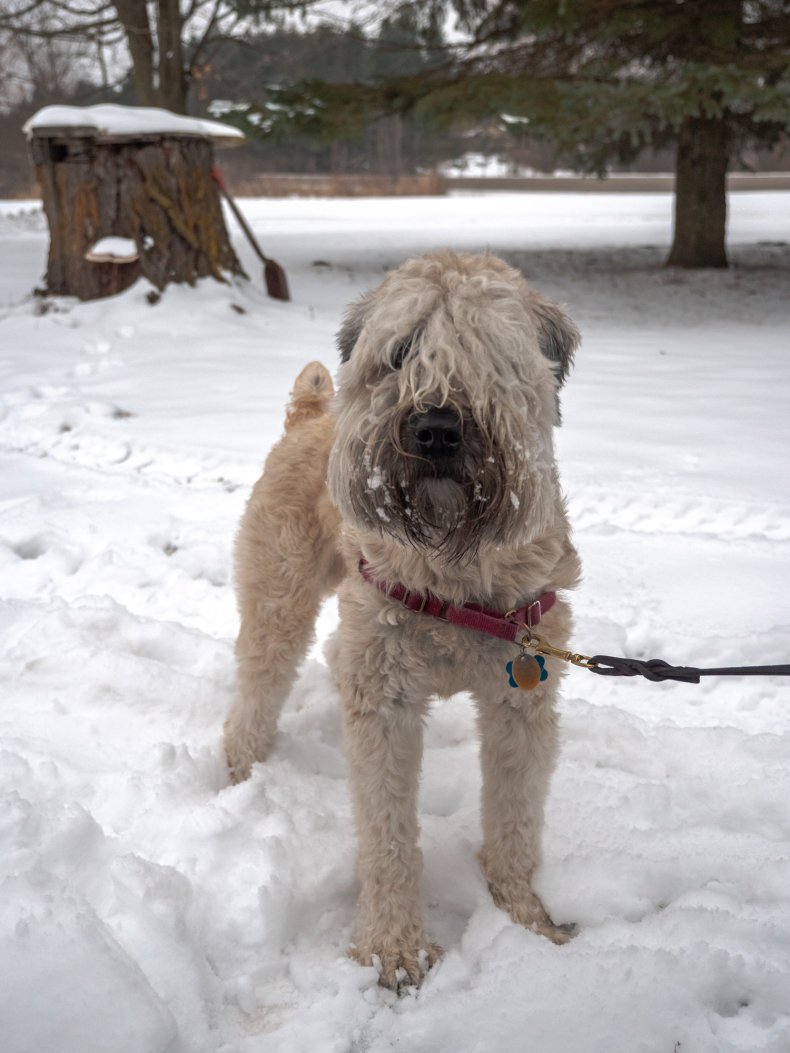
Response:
[1,191,789,1053]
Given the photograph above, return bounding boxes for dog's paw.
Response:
[488,882,576,945]
[525,915,577,945]
[351,940,442,991]
[223,721,272,784]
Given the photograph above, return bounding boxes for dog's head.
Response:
[328,251,579,562]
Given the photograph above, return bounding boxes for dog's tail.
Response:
[285,361,334,431]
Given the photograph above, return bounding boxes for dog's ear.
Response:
[337,291,376,363]
[527,291,580,387]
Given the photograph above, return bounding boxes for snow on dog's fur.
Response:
[224,251,582,989]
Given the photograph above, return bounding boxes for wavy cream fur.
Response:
[224,251,581,990]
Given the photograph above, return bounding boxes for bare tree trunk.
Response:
[156,0,187,114]
[667,114,729,268]
[376,115,403,177]
[114,0,157,107]
[113,0,186,112]
[330,139,349,173]
[33,135,245,301]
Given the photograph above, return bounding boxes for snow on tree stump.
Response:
[24,104,248,301]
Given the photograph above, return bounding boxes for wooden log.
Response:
[31,135,246,301]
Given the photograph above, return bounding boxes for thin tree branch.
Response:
[187,0,226,71]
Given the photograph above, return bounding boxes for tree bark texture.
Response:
[375,115,404,177]
[113,0,187,113]
[156,0,188,114]
[113,0,157,108]
[32,136,245,301]
[667,115,729,269]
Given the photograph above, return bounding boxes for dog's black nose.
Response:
[410,408,462,458]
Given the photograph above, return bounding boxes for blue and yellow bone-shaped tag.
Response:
[506,652,548,690]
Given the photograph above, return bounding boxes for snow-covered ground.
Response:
[1,192,788,1053]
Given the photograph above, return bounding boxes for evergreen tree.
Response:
[233,0,790,267]
[448,0,790,266]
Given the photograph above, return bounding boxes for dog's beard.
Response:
[350,415,520,564]
[413,476,467,531]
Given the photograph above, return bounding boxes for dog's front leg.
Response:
[475,689,573,944]
[343,688,440,990]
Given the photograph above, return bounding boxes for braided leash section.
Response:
[587,655,790,684]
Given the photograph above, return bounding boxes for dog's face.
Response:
[328,251,579,562]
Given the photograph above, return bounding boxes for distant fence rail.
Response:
[230,171,790,198]
[232,172,443,197]
[445,173,790,193]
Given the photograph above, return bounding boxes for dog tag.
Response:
[506,652,548,690]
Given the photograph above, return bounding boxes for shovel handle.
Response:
[212,165,270,267]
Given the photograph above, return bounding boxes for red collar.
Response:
[358,558,556,644]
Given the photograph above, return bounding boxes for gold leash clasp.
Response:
[517,627,595,668]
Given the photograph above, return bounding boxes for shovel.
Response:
[212,166,290,302]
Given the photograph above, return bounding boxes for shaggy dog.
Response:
[224,251,581,990]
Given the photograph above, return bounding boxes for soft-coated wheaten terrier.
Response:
[224,250,581,990]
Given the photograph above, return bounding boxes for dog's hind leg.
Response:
[224,363,343,783]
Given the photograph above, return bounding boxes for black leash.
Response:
[586,655,790,684]
[518,631,790,686]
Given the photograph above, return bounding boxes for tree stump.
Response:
[25,106,247,301]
